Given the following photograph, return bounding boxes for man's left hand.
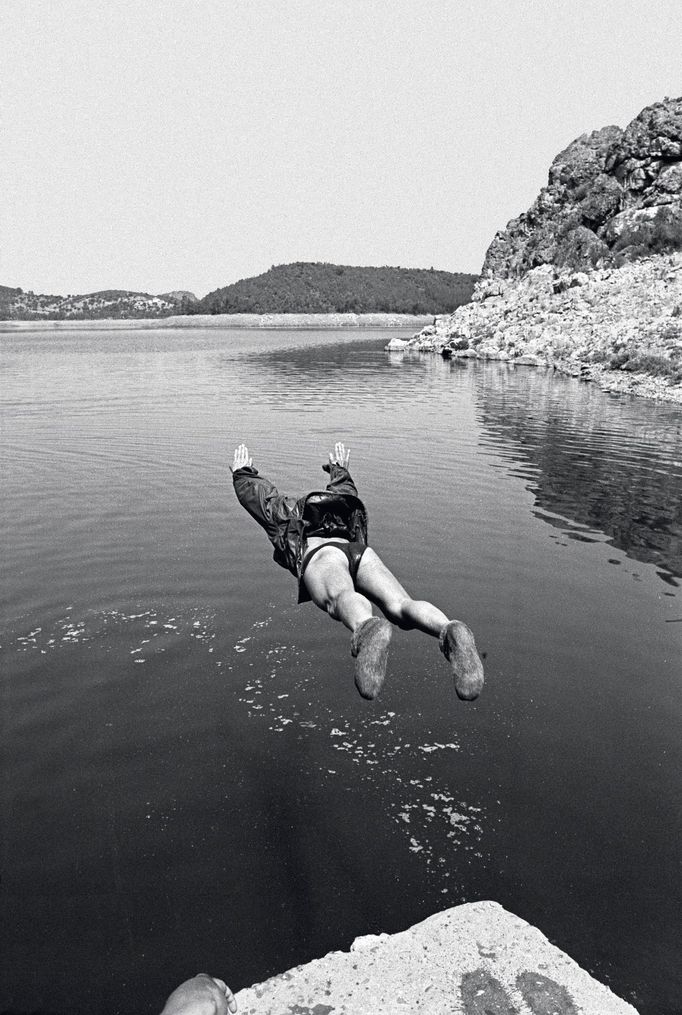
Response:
[328,442,350,468]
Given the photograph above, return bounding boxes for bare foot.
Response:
[351,617,393,699]
[439,620,484,700]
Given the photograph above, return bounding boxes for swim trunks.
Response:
[298,540,367,604]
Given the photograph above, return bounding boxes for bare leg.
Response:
[302,546,373,631]
[302,546,392,699]
[355,548,484,700]
[355,548,449,635]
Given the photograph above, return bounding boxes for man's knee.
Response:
[309,588,333,618]
[324,591,340,619]
[382,594,414,628]
[331,586,364,621]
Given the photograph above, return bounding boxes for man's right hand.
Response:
[231,444,253,473]
[328,442,351,469]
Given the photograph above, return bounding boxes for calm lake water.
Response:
[1,327,681,1015]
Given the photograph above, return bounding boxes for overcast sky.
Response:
[2,0,680,297]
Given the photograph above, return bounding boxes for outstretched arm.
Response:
[231,443,295,542]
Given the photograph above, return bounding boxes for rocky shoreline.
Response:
[393,253,682,403]
[0,312,433,333]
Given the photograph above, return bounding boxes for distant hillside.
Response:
[159,290,199,306]
[1,266,475,321]
[0,287,198,320]
[198,262,478,315]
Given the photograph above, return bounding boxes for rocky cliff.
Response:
[409,98,682,402]
[484,97,682,276]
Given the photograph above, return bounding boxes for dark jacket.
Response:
[232,462,368,581]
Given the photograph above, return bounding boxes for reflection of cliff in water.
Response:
[474,362,682,582]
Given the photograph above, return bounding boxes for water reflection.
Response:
[2,330,681,1015]
[474,363,682,582]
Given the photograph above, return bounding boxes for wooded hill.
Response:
[197,262,478,315]
[1,264,478,320]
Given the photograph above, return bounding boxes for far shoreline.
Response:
[0,312,434,333]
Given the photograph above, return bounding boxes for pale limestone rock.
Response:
[413,254,682,402]
[515,354,549,366]
[235,902,638,1015]
[351,932,391,952]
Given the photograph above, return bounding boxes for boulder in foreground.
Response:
[235,901,637,1014]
